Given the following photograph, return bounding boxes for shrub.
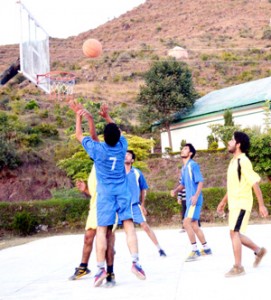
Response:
[12,211,38,236]
[262,28,271,40]
[1,183,270,235]
[0,139,21,170]
[25,100,39,110]
[33,123,59,137]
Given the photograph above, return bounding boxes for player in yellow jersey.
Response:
[69,165,116,287]
[217,131,268,277]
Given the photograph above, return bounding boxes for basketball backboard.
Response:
[18,1,50,93]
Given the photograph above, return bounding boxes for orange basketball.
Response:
[82,38,103,58]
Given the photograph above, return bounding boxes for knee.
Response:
[141,222,149,232]
[183,218,190,229]
[84,229,96,246]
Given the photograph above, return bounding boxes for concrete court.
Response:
[0,224,271,300]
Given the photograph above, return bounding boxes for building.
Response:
[160,76,271,151]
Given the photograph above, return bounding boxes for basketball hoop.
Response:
[37,71,76,102]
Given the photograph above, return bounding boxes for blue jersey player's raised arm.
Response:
[69,101,146,286]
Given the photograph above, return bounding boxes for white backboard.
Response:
[18,1,50,93]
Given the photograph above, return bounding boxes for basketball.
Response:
[82,38,103,58]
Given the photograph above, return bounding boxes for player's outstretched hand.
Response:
[69,100,83,113]
[77,108,93,119]
[99,103,109,119]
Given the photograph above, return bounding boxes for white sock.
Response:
[192,243,198,251]
[97,261,105,270]
[131,253,139,264]
[202,242,209,250]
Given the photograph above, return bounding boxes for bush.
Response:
[12,211,37,236]
[0,183,270,235]
[33,123,59,137]
[0,139,21,170]
[25,100,39,110]
[262,28,271,40]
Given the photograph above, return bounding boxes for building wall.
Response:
[161,106,265,152]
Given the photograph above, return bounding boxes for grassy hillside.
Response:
[1,0,271,201]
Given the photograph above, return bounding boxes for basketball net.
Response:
[37,71,75,102]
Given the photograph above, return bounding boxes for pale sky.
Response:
[0,0,146,46]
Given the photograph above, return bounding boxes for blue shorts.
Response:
[96,189,132,226]
[132,203,146,224]
[185,203,202,221]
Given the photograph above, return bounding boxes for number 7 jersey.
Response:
[82,135,128,195]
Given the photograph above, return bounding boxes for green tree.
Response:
[224,109,234,126]
[209,109,239,147]
[137,60,198,150]
[245,129,271,180]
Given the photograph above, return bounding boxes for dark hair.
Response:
[185,143,196,159]
[234,131,250,153]
[127,150,136,160]
[103,123,120,146]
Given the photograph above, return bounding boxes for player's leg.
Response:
[123,218,146,280]
[117,187,146,280]
[132,203,166,256]
[94,225,108,286]
[69,218,96,280]
[140,221,166,256]
[183,205,202,262]
[181,199,186,232]
[240,234,266,267]
[140,221,166,257]
[94,193,116,287]
[232,231,243,267]
[192,221,212,255]
[225,209,247,277]
[105,227,116,287]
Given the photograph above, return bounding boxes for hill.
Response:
[0,0,271,201]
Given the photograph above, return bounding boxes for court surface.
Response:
[1,224,270,300]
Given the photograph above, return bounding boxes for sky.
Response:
[0,0,146,46]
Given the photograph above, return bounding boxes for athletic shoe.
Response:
[94,268,107,287]
[179,228,186,233]
[200,248,212,256]
[253,247,267,268]
[159,249,167,257]
[185,250,201,262]
[104,273,116,288]
[131,263,146,280]
[69,266,90,280]
[225,265,245,277]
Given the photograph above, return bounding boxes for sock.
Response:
[97,261,105,270]
[79,263,88,268]
[192,242,198,252]
[131,253,139,264]
[202,242,209,250]
[107,265,114,274]
[156,244,162,251]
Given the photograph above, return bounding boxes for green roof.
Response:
[179,76,271,121]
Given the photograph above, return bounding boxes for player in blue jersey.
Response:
[70,102,145,287]
[171,143,212,262]
[125,150,166,257]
